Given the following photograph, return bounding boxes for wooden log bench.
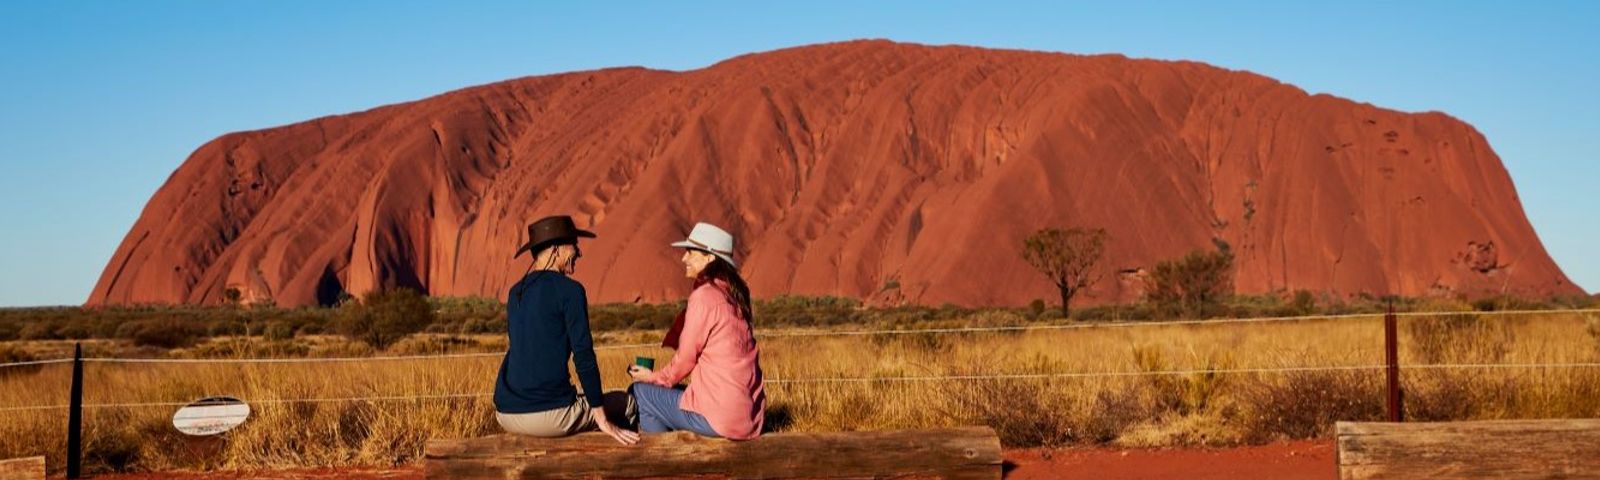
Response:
[425,426,1002,479]
[1336,419,1600,479]
[0,456,43,480]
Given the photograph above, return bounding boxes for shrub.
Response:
[334,288,435,350]
[632,303,683,330]
[1145,248,1235,318]
[296,321,323,335]
[1244,370,1383,440]
[0,343,33,363]
[0,344,40,378]
[1082,387,1146,443]
[1404,371,1520,422]
[1412,297,1474,313]
[430,296,505,332]
[81,409,144,473]
[461,315,507,334]
[388,335,479,356]
[1071,302,1157,322]
[752,296,863,328]
[866,331,950,353]
[204,320,245,337]
[1551,294,1600,310]
[1470,294,1551,312]
[588,307,634,332]
[55,320,94,340]
[1222,294,1289,318]
[1133,347,1232,416]
[1404,312,1515,364]
[941,375,1075,447]
[1290,290,1317,316]
[222,287,242,306]
[1585,313,1600,351]
[263,321,296,341]
[963,310,1028,329]
[590,302,678,332]
[1027,299,1048,319]
[125,320,202,349]
[18,322,58,341]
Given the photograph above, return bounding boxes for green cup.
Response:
[634,356,655,370]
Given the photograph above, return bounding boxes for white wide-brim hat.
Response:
[671,222,738,268]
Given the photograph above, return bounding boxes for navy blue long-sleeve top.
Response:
[493,271,605,413]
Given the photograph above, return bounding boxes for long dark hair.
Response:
[694,256,753,323]
[661,255,753,349]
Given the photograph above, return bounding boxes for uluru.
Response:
[88,40,1583,308]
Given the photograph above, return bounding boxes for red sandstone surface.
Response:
[89,40,1580,307]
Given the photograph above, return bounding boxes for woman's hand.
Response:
[592,407,639,445]
[627,365,654,382]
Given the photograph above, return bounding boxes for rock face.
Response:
[89,40,1582,307]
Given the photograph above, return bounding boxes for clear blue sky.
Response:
[1,1,1595,307]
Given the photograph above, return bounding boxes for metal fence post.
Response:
[1384,303,1404,422]
[67,342,83,479]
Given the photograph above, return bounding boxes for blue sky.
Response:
[1,1,1595,306]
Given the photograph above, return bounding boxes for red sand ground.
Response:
[1005,440,1334,480]
[90,40,1578,309]
[85,441,1334,479]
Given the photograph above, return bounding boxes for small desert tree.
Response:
[222,287,243,306]
[335,288,435,350]
[1145,247,1235,318]
[1021,227,1108,318]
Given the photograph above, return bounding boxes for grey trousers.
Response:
[496,390,637,437]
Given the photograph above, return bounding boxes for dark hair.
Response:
[693,256,753,322]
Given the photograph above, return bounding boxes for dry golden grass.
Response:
[2,310,1598,474]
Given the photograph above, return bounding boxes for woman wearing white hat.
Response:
[627,222,767,440]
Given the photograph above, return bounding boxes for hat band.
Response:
[684,238,733,256]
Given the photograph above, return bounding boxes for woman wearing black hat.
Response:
[493,215,639,445]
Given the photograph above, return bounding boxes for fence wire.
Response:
[2,308,1598,412]
[3,307,1589,368]
[5,362,1600,413]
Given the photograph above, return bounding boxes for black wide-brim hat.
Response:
[514,215,596,258]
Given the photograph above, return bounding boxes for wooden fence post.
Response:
[1383,303,1403,423]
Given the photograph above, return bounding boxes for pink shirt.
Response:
[646,282,766,439]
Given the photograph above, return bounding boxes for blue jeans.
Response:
[631,383,720,437]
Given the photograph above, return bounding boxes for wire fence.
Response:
[759,307,1600,338]
[2,308,1598,412]
[6,361,1600,413]
[0,358,73,368]
[6,307,1594,369]
[0,393,492,413]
